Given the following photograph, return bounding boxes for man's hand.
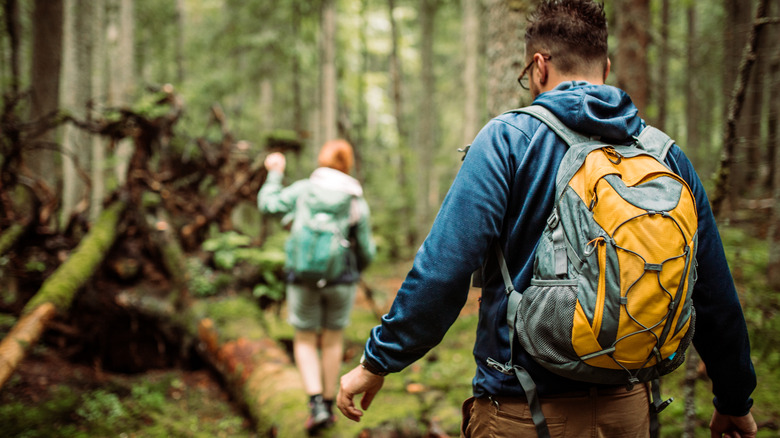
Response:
[710,410,757,438]
[264,152,286,173]
[336,365,385,422]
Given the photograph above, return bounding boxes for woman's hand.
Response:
[264,152,286,173]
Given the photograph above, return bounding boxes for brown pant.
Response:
[461,384,651,438]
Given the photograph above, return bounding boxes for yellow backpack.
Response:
[488,105,698,438]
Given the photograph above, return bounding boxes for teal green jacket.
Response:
[258,167,376,284]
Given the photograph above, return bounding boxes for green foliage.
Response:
[24,259,46,273]
[0,313,16,333]
[131,90,177,119]
[0,369,253,438]
[76,390,128,425]
[719,225,777,358]
[130,383,167,413]
[265,129,299,144]
[190,229,286,300]
[252,269,285,301]
[186,258,232,298]
[0,385,82,438]
[202,231,253,270]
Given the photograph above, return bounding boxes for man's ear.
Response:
[604,58,611,81]
[535,53,549,85]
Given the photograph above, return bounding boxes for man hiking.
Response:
[336,1,757,437]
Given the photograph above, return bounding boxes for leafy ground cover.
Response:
[0,347,253,437]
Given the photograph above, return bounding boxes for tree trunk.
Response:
[685,4,700,167]
[615,0,650,115]
[745,15,766,198]
[60,0,95,228]
[0,201,126,389]
[388,0,416,251]
[109,0,136,187]
[175,0,186,84]
[353,0,370,182]
[319,0,338,144]
[461,0,482,144]
[259,78,274,134]
[723,0,754,214]
[484,0,528,117]
[3,0,21,96]
[764,0,779,195]
[416,0,438,240]
[655,0,669,132]
[292,0,305,140]
[26,0,64,193]
[711,0,769,218]
[768,0,780,291]
[0,304,58,389]
[91,2,107,222]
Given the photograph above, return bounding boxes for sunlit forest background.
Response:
[1,0,779,436]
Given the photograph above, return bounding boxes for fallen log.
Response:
[195,314,307,436]
[114,209,305,434]
[115,288,309,436]
[0,200,126,388]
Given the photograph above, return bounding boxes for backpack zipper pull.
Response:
[604,147,623,164]
[584,236,605,256]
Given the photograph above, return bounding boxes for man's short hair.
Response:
[525,0,608,76]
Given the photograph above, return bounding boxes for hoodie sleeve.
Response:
[257,171,306,216]
[666,145,756,416]
[363,119,517,373]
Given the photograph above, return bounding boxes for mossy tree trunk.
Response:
[116,287,309,435]
[195,315,308,436]
[0,200,126,388]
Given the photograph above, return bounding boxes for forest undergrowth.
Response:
[0,224,777,437]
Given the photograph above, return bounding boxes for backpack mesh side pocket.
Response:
[515,282,578,365]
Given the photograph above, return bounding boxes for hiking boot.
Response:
[305,395,331,435]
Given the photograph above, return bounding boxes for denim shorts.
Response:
[286,282,358,331]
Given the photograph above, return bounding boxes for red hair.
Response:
[317,139,354,174]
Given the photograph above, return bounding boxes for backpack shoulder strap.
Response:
[490,245,552,438]
[636,125,675,162]
[508,105,607,201]
[507,105,591,147]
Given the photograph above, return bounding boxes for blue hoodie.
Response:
[363,82,756,416]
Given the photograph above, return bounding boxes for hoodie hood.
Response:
[310,167,363,197]
[306,167,364,225]
[533,81,643,144]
